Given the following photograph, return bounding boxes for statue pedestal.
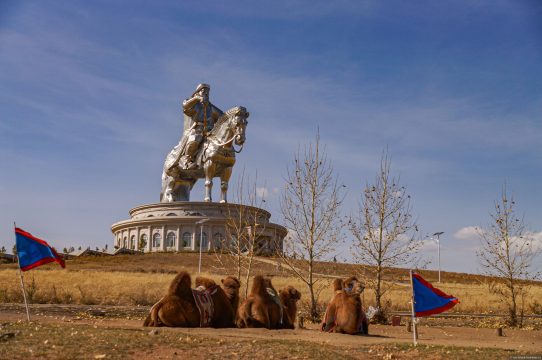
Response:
[111,202,286,255]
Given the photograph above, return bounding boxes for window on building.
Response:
[166,232,176,248]
[166,213,177,216]
[130,235,136,249]
[213,233,223,250]
[123,236,128,248]
[152,233,161,248]
[139,234,148,249]
[230,235,238,249]
[182,232,192,248]
[200,232,208,250]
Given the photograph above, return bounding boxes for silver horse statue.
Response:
[161,106,249,203]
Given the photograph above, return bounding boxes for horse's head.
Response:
[228,106,249,146]
[208,106,249,149]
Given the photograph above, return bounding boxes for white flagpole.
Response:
[14,222,30,322]
[409,269,417,346]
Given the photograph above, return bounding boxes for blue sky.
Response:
[1,1,541,274]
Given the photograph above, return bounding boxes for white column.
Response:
[175,226,181,252]
[209,226,214,250]
[191,228,196,251]
[147,226,152,252]
[161,226,166,252]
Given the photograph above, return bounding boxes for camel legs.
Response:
[143,296,166,327]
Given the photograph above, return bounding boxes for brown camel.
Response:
[237,275,284,329]
[221,275,241,313]
[279,285,302,329]
[143,271,240,328]
[321,276,368,335]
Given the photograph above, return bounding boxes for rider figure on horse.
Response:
[180,83,224,170]
[161,84,249,203]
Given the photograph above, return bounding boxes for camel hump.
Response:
[251,275,267,297]
[168,271,192,297]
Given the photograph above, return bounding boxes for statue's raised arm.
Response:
[180,83,223,170]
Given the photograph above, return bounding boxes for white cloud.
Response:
[419,238,438,251]
[454,226,480,241]
[524,231,542,252]
[256,187,268,199]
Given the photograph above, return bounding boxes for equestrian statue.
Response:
[160,83,249,203]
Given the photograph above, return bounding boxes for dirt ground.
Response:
[1,304,541,359]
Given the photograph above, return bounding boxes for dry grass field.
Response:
[1,252,541,320]
[2,318,539,360]
[1,253,542,359]
[3,318,538,360]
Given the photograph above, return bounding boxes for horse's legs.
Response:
[204,179,213,203]
[204,162,216,202]
[220,181,228,203]
[220,166,233,203]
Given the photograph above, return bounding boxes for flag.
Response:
[15,227,65,271]
[412,272,458,317]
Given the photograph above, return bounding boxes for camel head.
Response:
[221,276,241,292]
[281,286,301,302]
[343,276,365,295]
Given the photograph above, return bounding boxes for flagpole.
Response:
[14,222,31,322]
[409,269,417,346]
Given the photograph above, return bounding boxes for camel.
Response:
[321,276,369,335]
[279,285,302,329]
[237,275,284,329]
[220,275,241,316]
[143,271,240,328]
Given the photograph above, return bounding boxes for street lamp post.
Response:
[433,232,444,283]
[196,219,209,273]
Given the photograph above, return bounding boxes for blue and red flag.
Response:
[412,272,458,317]
[15,227,65,271]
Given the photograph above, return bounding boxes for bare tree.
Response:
[277,132,344,322]
[476,185,540,327]
[348,150,421,321]
[214,170,267,298]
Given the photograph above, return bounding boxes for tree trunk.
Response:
[376,264,382,309]
[308,282,318,322]
[509,278,518,326]
[308,259,318,322]
[244,247,254,299]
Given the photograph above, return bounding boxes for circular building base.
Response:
[111,202,286,255]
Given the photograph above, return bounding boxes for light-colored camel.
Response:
[321,276,368,335]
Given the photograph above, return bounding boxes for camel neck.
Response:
[224,287,239,311]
